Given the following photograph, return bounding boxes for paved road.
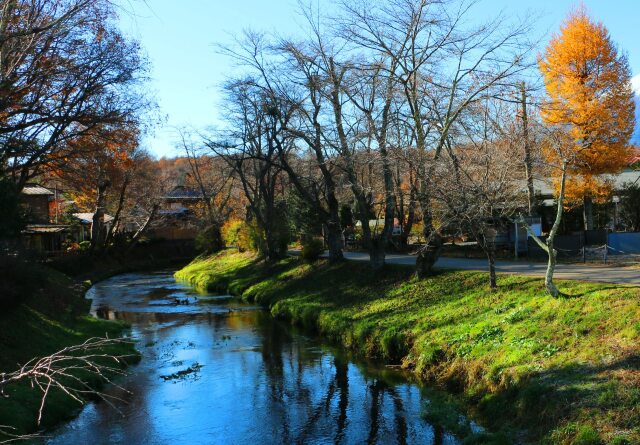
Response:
[334,251,640,286]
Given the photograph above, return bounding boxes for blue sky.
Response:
[118,0,640,158]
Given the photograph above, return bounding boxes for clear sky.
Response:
[118,0,640,158]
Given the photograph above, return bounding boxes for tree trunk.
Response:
[415,184,441,278]
[487,248,497,290]
[263,228,282,263]
[544,242,559,297]
[369,238,386,271]
[415,233,442,278]
[126,203,159,255]
[90,177,109,250]
[399,188,416,251]
[325,185,344,261]
[519,160,568,297]
[104,176,129,247]
[376,144,396,269]
[326,222,344,262]
[583,195,594,231]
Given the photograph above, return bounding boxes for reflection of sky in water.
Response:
[44,271,462,445]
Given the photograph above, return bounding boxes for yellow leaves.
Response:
[559,174,613,209]
[539,6,636,197]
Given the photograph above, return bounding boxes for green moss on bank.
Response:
[176,250,640,444]
[0,263,138,438]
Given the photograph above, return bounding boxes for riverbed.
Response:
[44,271,464,444]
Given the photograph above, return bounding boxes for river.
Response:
[44,270,467,445]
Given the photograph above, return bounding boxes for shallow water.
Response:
[44,271,464,445]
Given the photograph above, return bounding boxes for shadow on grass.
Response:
[177,252,640,443]
[477,354,640,443]
[561,285,633,299]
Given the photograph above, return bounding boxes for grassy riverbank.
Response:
[0,261,139,439]
[176,250,640,444]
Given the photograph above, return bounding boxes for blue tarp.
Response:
[608,232,640,254]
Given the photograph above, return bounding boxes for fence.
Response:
[526,231,640,264]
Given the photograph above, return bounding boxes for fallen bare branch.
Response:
[0,337,136,443]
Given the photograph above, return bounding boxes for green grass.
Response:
[176,250,640,444]
[0,263,138,438]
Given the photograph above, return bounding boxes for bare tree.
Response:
[0,337,134,443]
[339,0,534,276]
[339,57,399,269]
[517,128,574,297]
[177,129,234,251]
[122,154,167,253]
[208,78,289,262]
[263,3,404,268]
[218,29,348,262]
[433,97,526,289]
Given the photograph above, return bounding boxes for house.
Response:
[532,167,640,207]
[163,185,205,213]
[149,185,206,241]
[20,184,69,252]
[21,184,54,223]
[71,212,115,242]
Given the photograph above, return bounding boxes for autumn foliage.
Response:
[539,7,636,211]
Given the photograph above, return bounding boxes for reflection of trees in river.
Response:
[335,358,348,443]
[250,313,419,445]
[86,274,450,445]
[365,379,409,445]
[433,424,444,445]
[254,311,293,443]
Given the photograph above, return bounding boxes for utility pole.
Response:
[520,82,535,216]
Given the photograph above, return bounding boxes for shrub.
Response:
[222,219,257,253]
[195,224,224,254]
[301,237,324,262]
[239,223,259,252]
[245,220,289,259]
[222,219,242,248]
[222,216,290,258]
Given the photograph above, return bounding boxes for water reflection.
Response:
[44,271,459,445]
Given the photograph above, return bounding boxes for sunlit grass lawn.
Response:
[176,250,640,444]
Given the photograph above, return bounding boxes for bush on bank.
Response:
[175,250,640,444]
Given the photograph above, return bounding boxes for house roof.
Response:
[164,185,204,200]
[23,224,68,234]
[532,169,640,197]
[22,184,54,196]
[72,213,115,224]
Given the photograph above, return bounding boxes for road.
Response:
[332,251,640,286]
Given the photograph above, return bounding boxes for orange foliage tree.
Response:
[52,124,139,248]
[539,6,636,230]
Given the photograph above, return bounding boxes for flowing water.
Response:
[44,271,468,445]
